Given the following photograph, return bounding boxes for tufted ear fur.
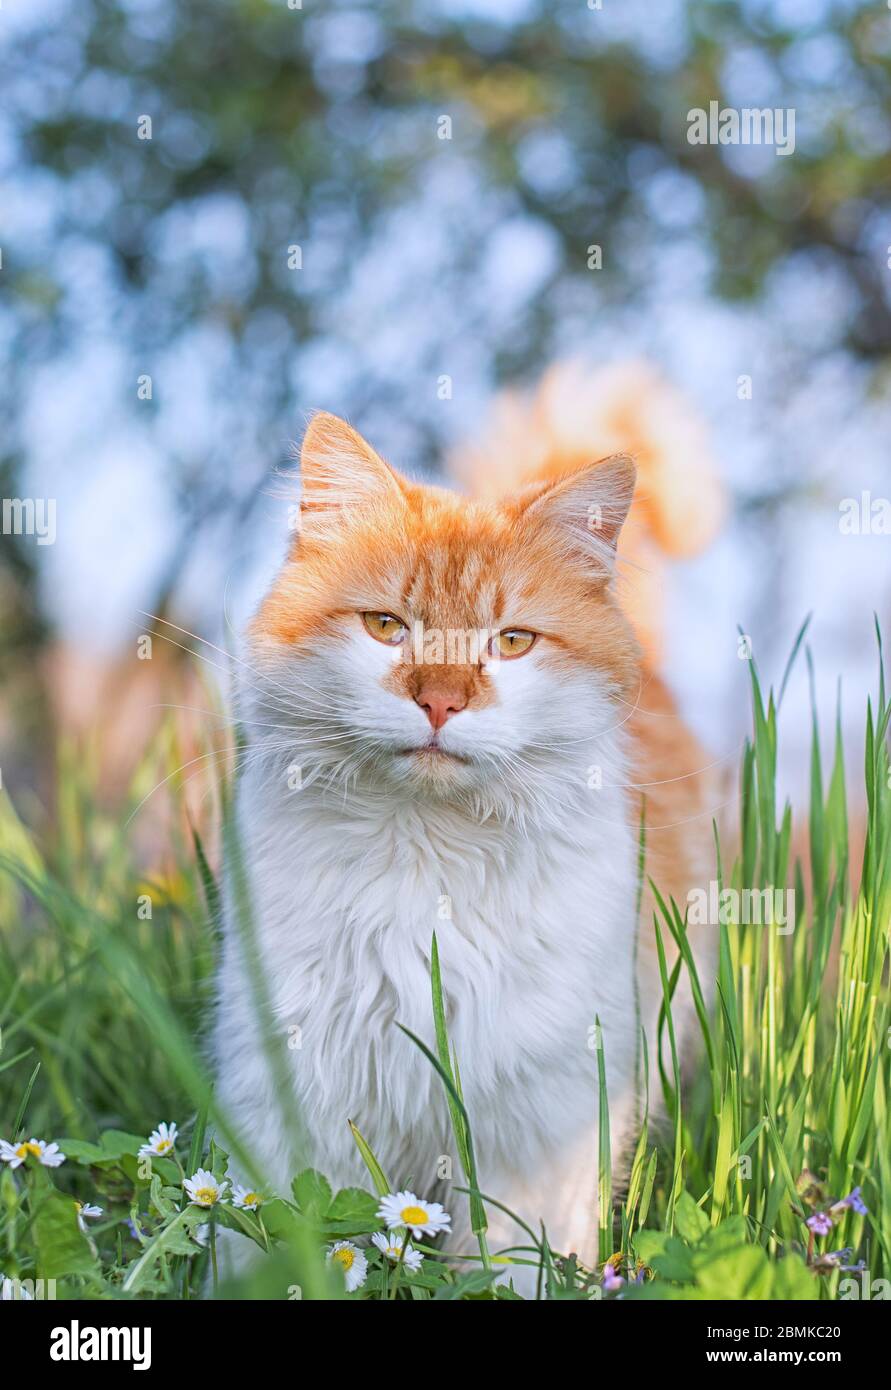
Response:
[516,454,637,578]
[298,412,406,538]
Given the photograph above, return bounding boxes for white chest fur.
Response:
[215,742,640,1220]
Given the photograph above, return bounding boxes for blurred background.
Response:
[2,0,891,830]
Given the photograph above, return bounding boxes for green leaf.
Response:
[635,1228,699,1283]
[319,1216,382,1237]
[594,1013,612,1264]
[429,934,487,1242]
[33,1189,100,1280]
[433,1268,498,1299]
[391,1261,452,1291]
[191,820,222,928]
[60,1129,147,1173]
[398,1016,488,1243]
[147,1155,180,1187]
[694,1244,772,1300]
[122,1206,206,1293]
[640,1235,696,1284]
[699,1215,749,1252]
[326,1186,379,1226]
[149,1174,178,1221]
[12,1061,41,1138]
[771,1255,819,1300]
[634,1229,670,1263]
[188,1092,211,1177]
[100,1129,146,1157]
[623,1280,710,1302]
[347,1119,391,1197]
[258,1197,304,1243]
[674,1190,710,1244]
[209,1137,229,1181]
[213,1201,268,1251]
[0,1045,34,1073]
[56,1138,110,1165]
[291,1169,332,1219]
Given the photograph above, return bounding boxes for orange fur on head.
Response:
[253,411,642,703]
[449,359,725,663]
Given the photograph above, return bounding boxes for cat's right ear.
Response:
[297,413,405,536]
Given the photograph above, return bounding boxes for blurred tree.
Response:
[1,0,889,684]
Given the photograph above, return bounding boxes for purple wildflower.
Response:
[602,1264,624,1291]
[837,1187,867,1216]
[812,1246,851,1273]
[806,1211,833,1237]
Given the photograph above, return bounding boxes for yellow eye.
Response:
[491,629,536,659]
[362,611,408,645]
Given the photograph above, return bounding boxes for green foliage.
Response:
[630,1194,817,1301]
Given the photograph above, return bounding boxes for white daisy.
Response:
[183,1168,228,1207]
[0,1138,66,1169]
[76,1201,103,1232]
[138,1121,178,1158]
[376,1190,451,1239]
[371,1229,424,1271]
[326,1240,368,1292]
[0,1273,32,1301]
[230,1182,263,1211]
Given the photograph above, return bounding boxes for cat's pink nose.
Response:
[416,689,467,732]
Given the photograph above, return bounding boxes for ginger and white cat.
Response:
[214,369,719,1281]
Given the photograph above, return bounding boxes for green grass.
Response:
[0,632,889,1300]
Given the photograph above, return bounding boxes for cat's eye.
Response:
[491,629,536,659]
[362,611,408,645]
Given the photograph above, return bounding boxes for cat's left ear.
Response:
[518,455,636,577]
[298,412,405,532]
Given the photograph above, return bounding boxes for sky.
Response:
[3,0,891,806]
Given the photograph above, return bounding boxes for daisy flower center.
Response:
[17,1143,41,1159]
[195,1186,218,1204]
[333,1248,355,1271]
[156,1139,172,1152]
[243,1192,259,1206]
[400,1205,429,1226]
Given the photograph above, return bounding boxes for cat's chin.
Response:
[387,744,477,789]
[396,745,470,765]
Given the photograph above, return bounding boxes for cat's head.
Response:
[246,413,639,818]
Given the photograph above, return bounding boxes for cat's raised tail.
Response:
[448,358,725,661]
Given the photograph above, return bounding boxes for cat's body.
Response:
[216,729,637,1260]
[215,376,719,1280]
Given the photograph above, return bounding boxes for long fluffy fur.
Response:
[215,362,722,1290]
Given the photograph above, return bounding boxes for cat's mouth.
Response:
[396,744,470,765]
